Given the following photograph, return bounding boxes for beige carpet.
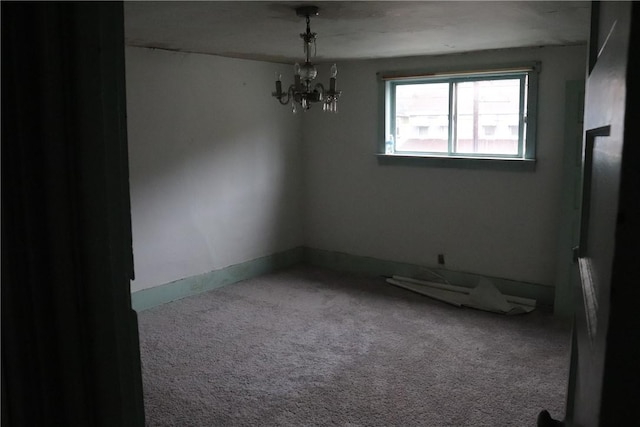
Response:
[138,266,571,426]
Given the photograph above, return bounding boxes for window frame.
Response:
[377,62,540,171]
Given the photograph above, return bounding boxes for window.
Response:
[379,63,539,168]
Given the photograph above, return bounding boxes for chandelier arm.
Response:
[314,83,325,101]
[277,95,289,106]
[277,85,295,105]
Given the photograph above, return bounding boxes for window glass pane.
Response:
[455,79,521,155]
[395,83,449,153]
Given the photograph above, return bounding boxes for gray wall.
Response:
[302,45,586,287]
[126,47,303,292]
[126,44,586,293]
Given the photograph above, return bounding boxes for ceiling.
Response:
[124,1,591,63]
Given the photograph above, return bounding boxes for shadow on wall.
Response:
[125,47,303,291]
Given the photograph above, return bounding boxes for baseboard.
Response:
[131,247,305,312]
[132,246,554,312]
[304,247,555,310]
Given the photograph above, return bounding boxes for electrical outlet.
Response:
[438,254,445,265]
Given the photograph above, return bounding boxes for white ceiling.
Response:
[124,1,591,63]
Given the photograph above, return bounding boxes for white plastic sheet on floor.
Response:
[386,275,535,315]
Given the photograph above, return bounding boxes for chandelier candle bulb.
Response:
[275,73,282,96]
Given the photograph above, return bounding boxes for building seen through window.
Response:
[394,78,523,156]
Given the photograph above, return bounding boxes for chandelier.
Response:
[272,5,342,113]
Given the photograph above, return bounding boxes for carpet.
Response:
[138,266,571,426]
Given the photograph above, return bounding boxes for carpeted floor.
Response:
[138,266,571,426]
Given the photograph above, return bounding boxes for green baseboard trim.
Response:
[132,247,305,312]
[132,246,554,312]
[304,247,555,310]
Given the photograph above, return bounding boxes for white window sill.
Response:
[376,153,537,171]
